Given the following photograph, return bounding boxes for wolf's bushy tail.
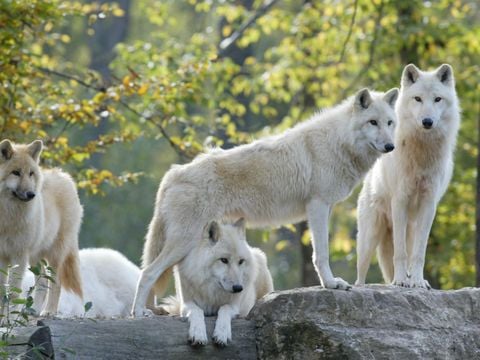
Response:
[158,295,181,315]
[142,212,173,304]
[59,252,83,298]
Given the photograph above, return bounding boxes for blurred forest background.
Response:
[1,0,479,290]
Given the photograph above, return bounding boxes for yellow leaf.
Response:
[112,8,125,17]
[137,84,149,95]
[122,75,131,87]
[275,240,290,252]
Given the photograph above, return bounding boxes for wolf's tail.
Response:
[142,212,173,306]
[59,252,83,298]
[159,295,181,315]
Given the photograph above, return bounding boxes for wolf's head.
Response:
[399,64,457,130]
[0,139,43,202]
[351,88,398,154]
[203,218,253,294]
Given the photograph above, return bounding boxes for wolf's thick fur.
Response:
[24,248,140,318]
[355,64,460,288]
[132,88,399,316]
[161,220,273,346]
[0,139,83,315]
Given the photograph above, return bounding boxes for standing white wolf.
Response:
[0,139,83,316]
[355,64,460,288]
[132,87,399,316]
[161,219,273,346]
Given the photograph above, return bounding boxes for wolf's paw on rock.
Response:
[324,277,351,290]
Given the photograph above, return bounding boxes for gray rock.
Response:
[249,285,480,359]
[6,286,480,359]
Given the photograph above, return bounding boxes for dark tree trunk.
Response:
[88,0,131,85]
[476,102,480,286]
[298,222,319,286]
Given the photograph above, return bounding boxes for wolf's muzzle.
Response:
[12,191,36,202]
[422,118,433,129]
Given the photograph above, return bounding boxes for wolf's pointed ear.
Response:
[0,140,14,161]
[27,140,43,163]
[233,218,245,229]
[402,64,420,87]
[383,88,399,108]
[354,88,372,110]
[205,221,220,244]
[436,64,454,85]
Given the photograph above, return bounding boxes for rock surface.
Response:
[5,286,480,359]
[250,285,480,359]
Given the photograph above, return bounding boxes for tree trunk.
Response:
[476,102,480,286]
[88,0,131,85]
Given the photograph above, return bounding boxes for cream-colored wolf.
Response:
[132,87,399,316]
[161,219,273,346]
[0,139,83,315]
[356,64,460,288]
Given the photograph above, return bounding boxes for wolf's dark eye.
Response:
[369,120,378,126]
[434,97,442,102]
[29,171,34,177]
[239,259,245,265]
[414,96,422,102]
[388,120,393,126]
[220,258,229,264]
[12,170,20,176]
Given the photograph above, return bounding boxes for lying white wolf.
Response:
[132,87,399,316]
[356,64,460,288]
[24,248,140,318]
[161,219,273,346]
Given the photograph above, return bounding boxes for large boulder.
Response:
[6,286,480,359]
[250,285,480,359]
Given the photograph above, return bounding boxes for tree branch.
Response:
[117,100,193,160]
[338,0,359,64]
[340,0,385,99]
[37,66,193,160]
[217,0,279,59]
[36,66,106,92]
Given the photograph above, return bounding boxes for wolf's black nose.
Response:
[422,118,433,129]
[26,191,35,200]
[384,143,395,152]
[232,285,243,293]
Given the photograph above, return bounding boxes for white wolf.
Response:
[161,219,273,346]
[0,139,83,316]
[24,248,140,318]
[132,87,399,317]
[355,64,460,288]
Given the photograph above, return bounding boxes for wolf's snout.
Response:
[232,285,243,293]
[384,143,395,153]
[13,191,36,202]
[422,118,433,129]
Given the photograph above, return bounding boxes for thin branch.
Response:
[36,66,105,92]
[117,100,193,160]
[37,66,192,160]
[338,0,359,64]
[340,0,385,99]
[217,0,280,59]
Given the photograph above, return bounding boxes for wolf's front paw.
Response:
[323,277,351,290]
[408,277,431,289]
[212,325,231,347]
[392,277,410,287]
[188,322,208,346]
[131,307,153,318]
[40,310,55,317]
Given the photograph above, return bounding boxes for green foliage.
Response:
[0,0,478,289]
